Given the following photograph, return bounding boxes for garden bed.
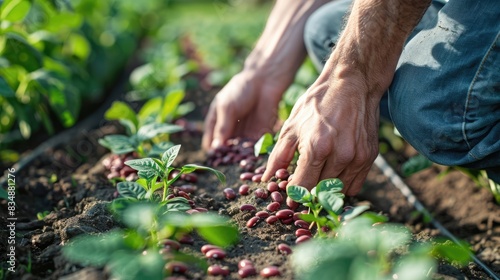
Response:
[1,84,499,280]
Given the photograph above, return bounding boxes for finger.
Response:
[339,165,370,196]
[212,105,237,148]
[202,102,217,150]
[317,157,344,183]
[288,145,328,190]
[261,128,298,182]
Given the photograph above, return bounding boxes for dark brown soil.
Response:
[1,88,499,280]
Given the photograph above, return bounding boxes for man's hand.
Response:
[262,0,431,196]
[202,72,284,150]
[262,72,381,196]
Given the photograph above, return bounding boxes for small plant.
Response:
[63,202,239,279]
[98,101,184,157]
[401,154,433,177]
[36,211,50,221]
[115,144,225,202]
[287,179,385,237]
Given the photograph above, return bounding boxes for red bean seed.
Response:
[301,209,309,214]
[252,174,263,183]
[254,166,266,174]
[194,207,208,212]
[260,266,281,278]
[266,202,281,212]
[186,209,199,214]
[266,215,278,224]
[281,217,294,224]
[166,261,188,274]
[295,228,312,237]
[166,194,176,200]
[246,217,261,228]
[239,159,252,169]
[178,184,197,194]
[277,243,292,255]
[223,188,236,200]
[286,197,299,210]
[255,211,270,219]
[275,169,290,180]
[278,180,288,191]
[276,209,294,219]
[205,248,226,259]
[254,188,268,199]
[294,220,310,229]
[238,259,254,269]
[271,192,284,203]
[344,206,354,211]
[239,184,250,195]
[107,171,120,179]
[207,265,230,276]
[321,226,331,232]
[201,244,222,254]
[240,204,257,212]
[242,141,254,148]
[238,266,257,278]
[240,172,255,181]
[177,191,190,200]
[159,239,181,251]
[295,235,311,244]
[178,235,194,245]
[181,173,197,183]
[267,182,279,192]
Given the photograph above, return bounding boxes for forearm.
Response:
[323,0,431,97]
[244,0,329,88]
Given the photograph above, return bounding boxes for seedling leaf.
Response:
[107,248,164,280]
[104,101,138,135]
[341,205,370,221]
[125,158,164,177]
[137,123,183,142]
[182,164,226,185]
[317,191,344,213]
[117,182,147,200]
[254,133,274,157]
[316,178,343,194]
[287,185,312,203]
[162,144,181,168]
[98,135,136,155]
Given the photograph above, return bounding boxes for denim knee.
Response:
[303,0,352,70]
[389,1,500,171]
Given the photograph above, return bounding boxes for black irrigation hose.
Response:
[374,154,500,280]
[0,67,130,189]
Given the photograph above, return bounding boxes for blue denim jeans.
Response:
[303,0,500,183]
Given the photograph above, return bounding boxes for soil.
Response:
[1,86,499,280]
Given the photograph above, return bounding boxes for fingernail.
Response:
[211,139,222,149]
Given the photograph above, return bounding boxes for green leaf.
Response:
[137,170,157,181]
[117,182,147,200]
[161,144,181,168]
[147,141,174,157]
[190,213,240,246]
[197,224,239,247]
[182,164,226,185]
[401,154,433,177]
[316,178,344,194]
[65,33,90,61]
[122,203,156,230]
[137,97,162,124]
[98,135,136,155]
[107,248,165,280]
[341,205,370,221]
[137,123,183,142]
[254,133,274,157]
[160,89,185,122]
[43,12,83,33]
[62,230,128,266]
[0,76,15,97]
[317,191,344,213]
[286,185,312,203]
[162,199,192,213]
[173,102,195,119]
[3,33,43,72]
[125,158,164,177]
[1,0,31,22]
[104,101,138,135]
[431,239,472,266]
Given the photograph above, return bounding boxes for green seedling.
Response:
[287,179,385,237]
[401,154,433,177]
[63,202,239,279]
[99,101,184,157]
[37,211,50,221]
[115,144,225,203]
